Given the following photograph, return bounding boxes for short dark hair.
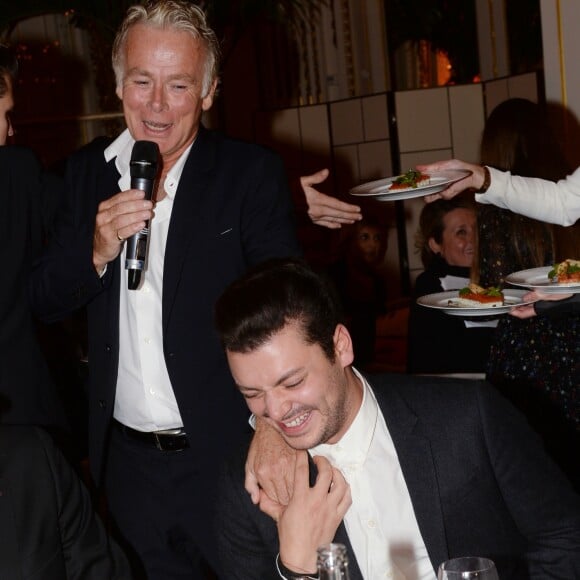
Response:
[215,258,343,361]
[0,45,17,98]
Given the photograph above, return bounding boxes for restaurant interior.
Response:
[1,3,579,578]
[5,1,575,372]
[2,0,578,451]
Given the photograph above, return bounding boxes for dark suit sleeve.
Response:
[30,141,112,323]
[215,445,280,580]
[239,150,302,266]
[37,428,133,579]
[476,385,580,578]
[534,295,580,316]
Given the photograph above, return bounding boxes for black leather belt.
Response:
[113,420,189,452]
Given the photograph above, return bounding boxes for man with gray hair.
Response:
[30,1,300,578]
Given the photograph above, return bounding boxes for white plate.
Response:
[416,289,534,317]
[349,169,472,202]
[505,266,580,294]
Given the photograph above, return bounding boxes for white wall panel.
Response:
[358,140,391,182]
[449,84,485,163]
[330,99,364,145]
[299,104,332,158]
[395,88,451,152]
[362,94,390,141]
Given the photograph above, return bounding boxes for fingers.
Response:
[309,211,360,228]
[245,418,296,506]
[92,189,154,272]
[300,168,329,188]
[244,471,261,505]
[258,491,284,522]
[292,450,311,493]
[424,181,465,202]
[311,455,334,490]
[96,190,153,241]
[424,193,443,203]
[312,218,343,229]
[417,159,467,173]
[509,305,537,319]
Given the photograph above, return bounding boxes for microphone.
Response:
[126,140,160,290]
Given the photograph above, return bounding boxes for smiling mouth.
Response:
[280,410,311,431]
[143,120,172,132]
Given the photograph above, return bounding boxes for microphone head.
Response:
[130,140,160,180]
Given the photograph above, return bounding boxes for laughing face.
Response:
[117,24,216,171]
[226,322,362,450]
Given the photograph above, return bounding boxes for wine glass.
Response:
[437,557,499,579]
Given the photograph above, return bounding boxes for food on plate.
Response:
[389,169,430,190]
[548,259,580,284]
[454,283,504,308]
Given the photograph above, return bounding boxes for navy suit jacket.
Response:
[30,126,301,482]
[216,374,580,579]
[0,425,131,579]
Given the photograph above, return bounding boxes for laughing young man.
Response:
[214,258,580,580]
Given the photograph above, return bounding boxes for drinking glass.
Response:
[437,557,499,579]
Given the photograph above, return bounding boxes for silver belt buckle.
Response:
[152,428,186,452]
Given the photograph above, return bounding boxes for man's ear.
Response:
[333,324,354,368]
[201,79,218,111]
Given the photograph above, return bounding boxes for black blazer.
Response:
[0,425,131,579]
[0,146,67,429]
[30,126,301,482]
[215,374,580,579]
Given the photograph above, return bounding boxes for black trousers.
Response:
[104,424,220,580]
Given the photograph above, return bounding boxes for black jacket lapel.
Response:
[374,380,449,572]
[162,126,215,331]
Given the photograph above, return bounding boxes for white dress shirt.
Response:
[104,129,192,431]
[311,370,436,580]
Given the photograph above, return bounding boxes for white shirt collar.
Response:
[103,128,194,200]
[311,368,378,469]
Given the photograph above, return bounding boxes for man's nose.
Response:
[264,392,291,422]
[149,84,167,112]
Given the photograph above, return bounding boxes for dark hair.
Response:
[215,258,343,361]
[415,195,476,268]
[479,98,563,270]
[481,98,570,181]
[0,45,18,98]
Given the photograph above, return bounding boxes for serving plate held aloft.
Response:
[417,289,535,317]
[505,266,580,294]
[349,169,472,202]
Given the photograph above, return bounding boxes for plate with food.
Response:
[349,169,472,201]
[505,260,580,294]
[417,285,534,317]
